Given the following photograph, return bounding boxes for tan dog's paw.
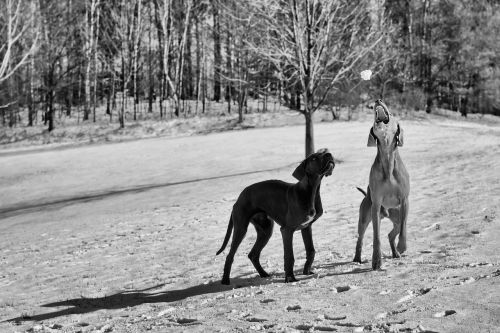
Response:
[397,241,407,254]
[372,252,383,270]
[391,250,401,259]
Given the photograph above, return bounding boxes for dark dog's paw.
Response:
[284,275,298,283]
[303,268,315,275]
[221,278,230,285]
[353,256,362,264]
[259,272,270,278]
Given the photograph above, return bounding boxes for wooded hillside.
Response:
[1,0,499,132]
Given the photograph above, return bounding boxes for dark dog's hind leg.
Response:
[353,195,371,263]
[221,213,249,285]
[301,225,315,275]
[248,213,274,278]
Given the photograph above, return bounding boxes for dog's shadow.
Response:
[5,263,373,324]
[5,275,273,323]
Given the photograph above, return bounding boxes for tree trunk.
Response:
[48,91,55,132]
[93,6,100,123]
[28,58,34,126]
[84,0,98,121]
[184,22,193,99]
[195,18,201,101]
[304,111,314,158]
[212,0,221,101]
[133,0,141,121]
[28,0,37,126]
[153,0,164,118]
[225,14,232,114]
[195,20,203,115]
[148,2,153,113]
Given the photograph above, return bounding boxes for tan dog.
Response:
[216,149,335,285]
[353,100,410,270]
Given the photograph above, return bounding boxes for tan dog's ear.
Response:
[396,124,404,147]
[292,159,307,180]
[367,127,377,147]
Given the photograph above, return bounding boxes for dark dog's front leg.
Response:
[280,227,297,282]
[301,225,315,275]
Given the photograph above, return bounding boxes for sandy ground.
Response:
[0,114,499,332]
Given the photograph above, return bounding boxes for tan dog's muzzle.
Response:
[374,99,390,124]
[368,100,404,148]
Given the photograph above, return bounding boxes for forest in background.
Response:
[0,0,499,145]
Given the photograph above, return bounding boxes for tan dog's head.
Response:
[367,99,404,149]
[292,148,335,181]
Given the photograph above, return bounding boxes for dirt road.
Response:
[1,116,499,332]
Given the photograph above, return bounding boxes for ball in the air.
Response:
[360,70,372,81]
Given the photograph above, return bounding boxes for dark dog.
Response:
[216,149,335,285]
[353,100,410,270]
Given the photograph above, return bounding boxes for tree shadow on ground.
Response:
[314,261,373,276]
[0,163,297,219]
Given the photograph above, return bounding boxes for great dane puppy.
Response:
[216,149,335,285]
[353,100,410,270]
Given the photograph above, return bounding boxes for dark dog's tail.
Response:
[216,214,233,255]
[356,187,367,196]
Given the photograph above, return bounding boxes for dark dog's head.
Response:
[292,148,335,181]
[367,99,404,149]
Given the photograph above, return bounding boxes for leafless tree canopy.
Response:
[0,0,499,152]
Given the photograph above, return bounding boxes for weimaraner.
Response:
[216,149,335,285]
[353,100,410,270]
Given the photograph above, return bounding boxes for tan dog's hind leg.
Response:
[397,199,409,254]
[248,213,274,278]
[353,195,372,263]
[221,212,250,285]
[387,208,401,258]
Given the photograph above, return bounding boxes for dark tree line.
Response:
[1,0,499,153]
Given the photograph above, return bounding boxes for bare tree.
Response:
[0,0,38,85]
[158,0,193,117]
[211,0,222,102]
[132,0,142,121]
[248,0,385,157]
[83,0,99,121]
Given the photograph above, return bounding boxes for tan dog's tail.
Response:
[356,187,367,196]
[216,215,233,255]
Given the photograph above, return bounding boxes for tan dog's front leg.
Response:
[301,225,315,275]
[371,202,383,270]
[281,227,297,282]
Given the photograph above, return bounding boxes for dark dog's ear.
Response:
[367,127,377,147]
[316,148,328,154]
[292,159,307,180]
[396,124,404,147]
